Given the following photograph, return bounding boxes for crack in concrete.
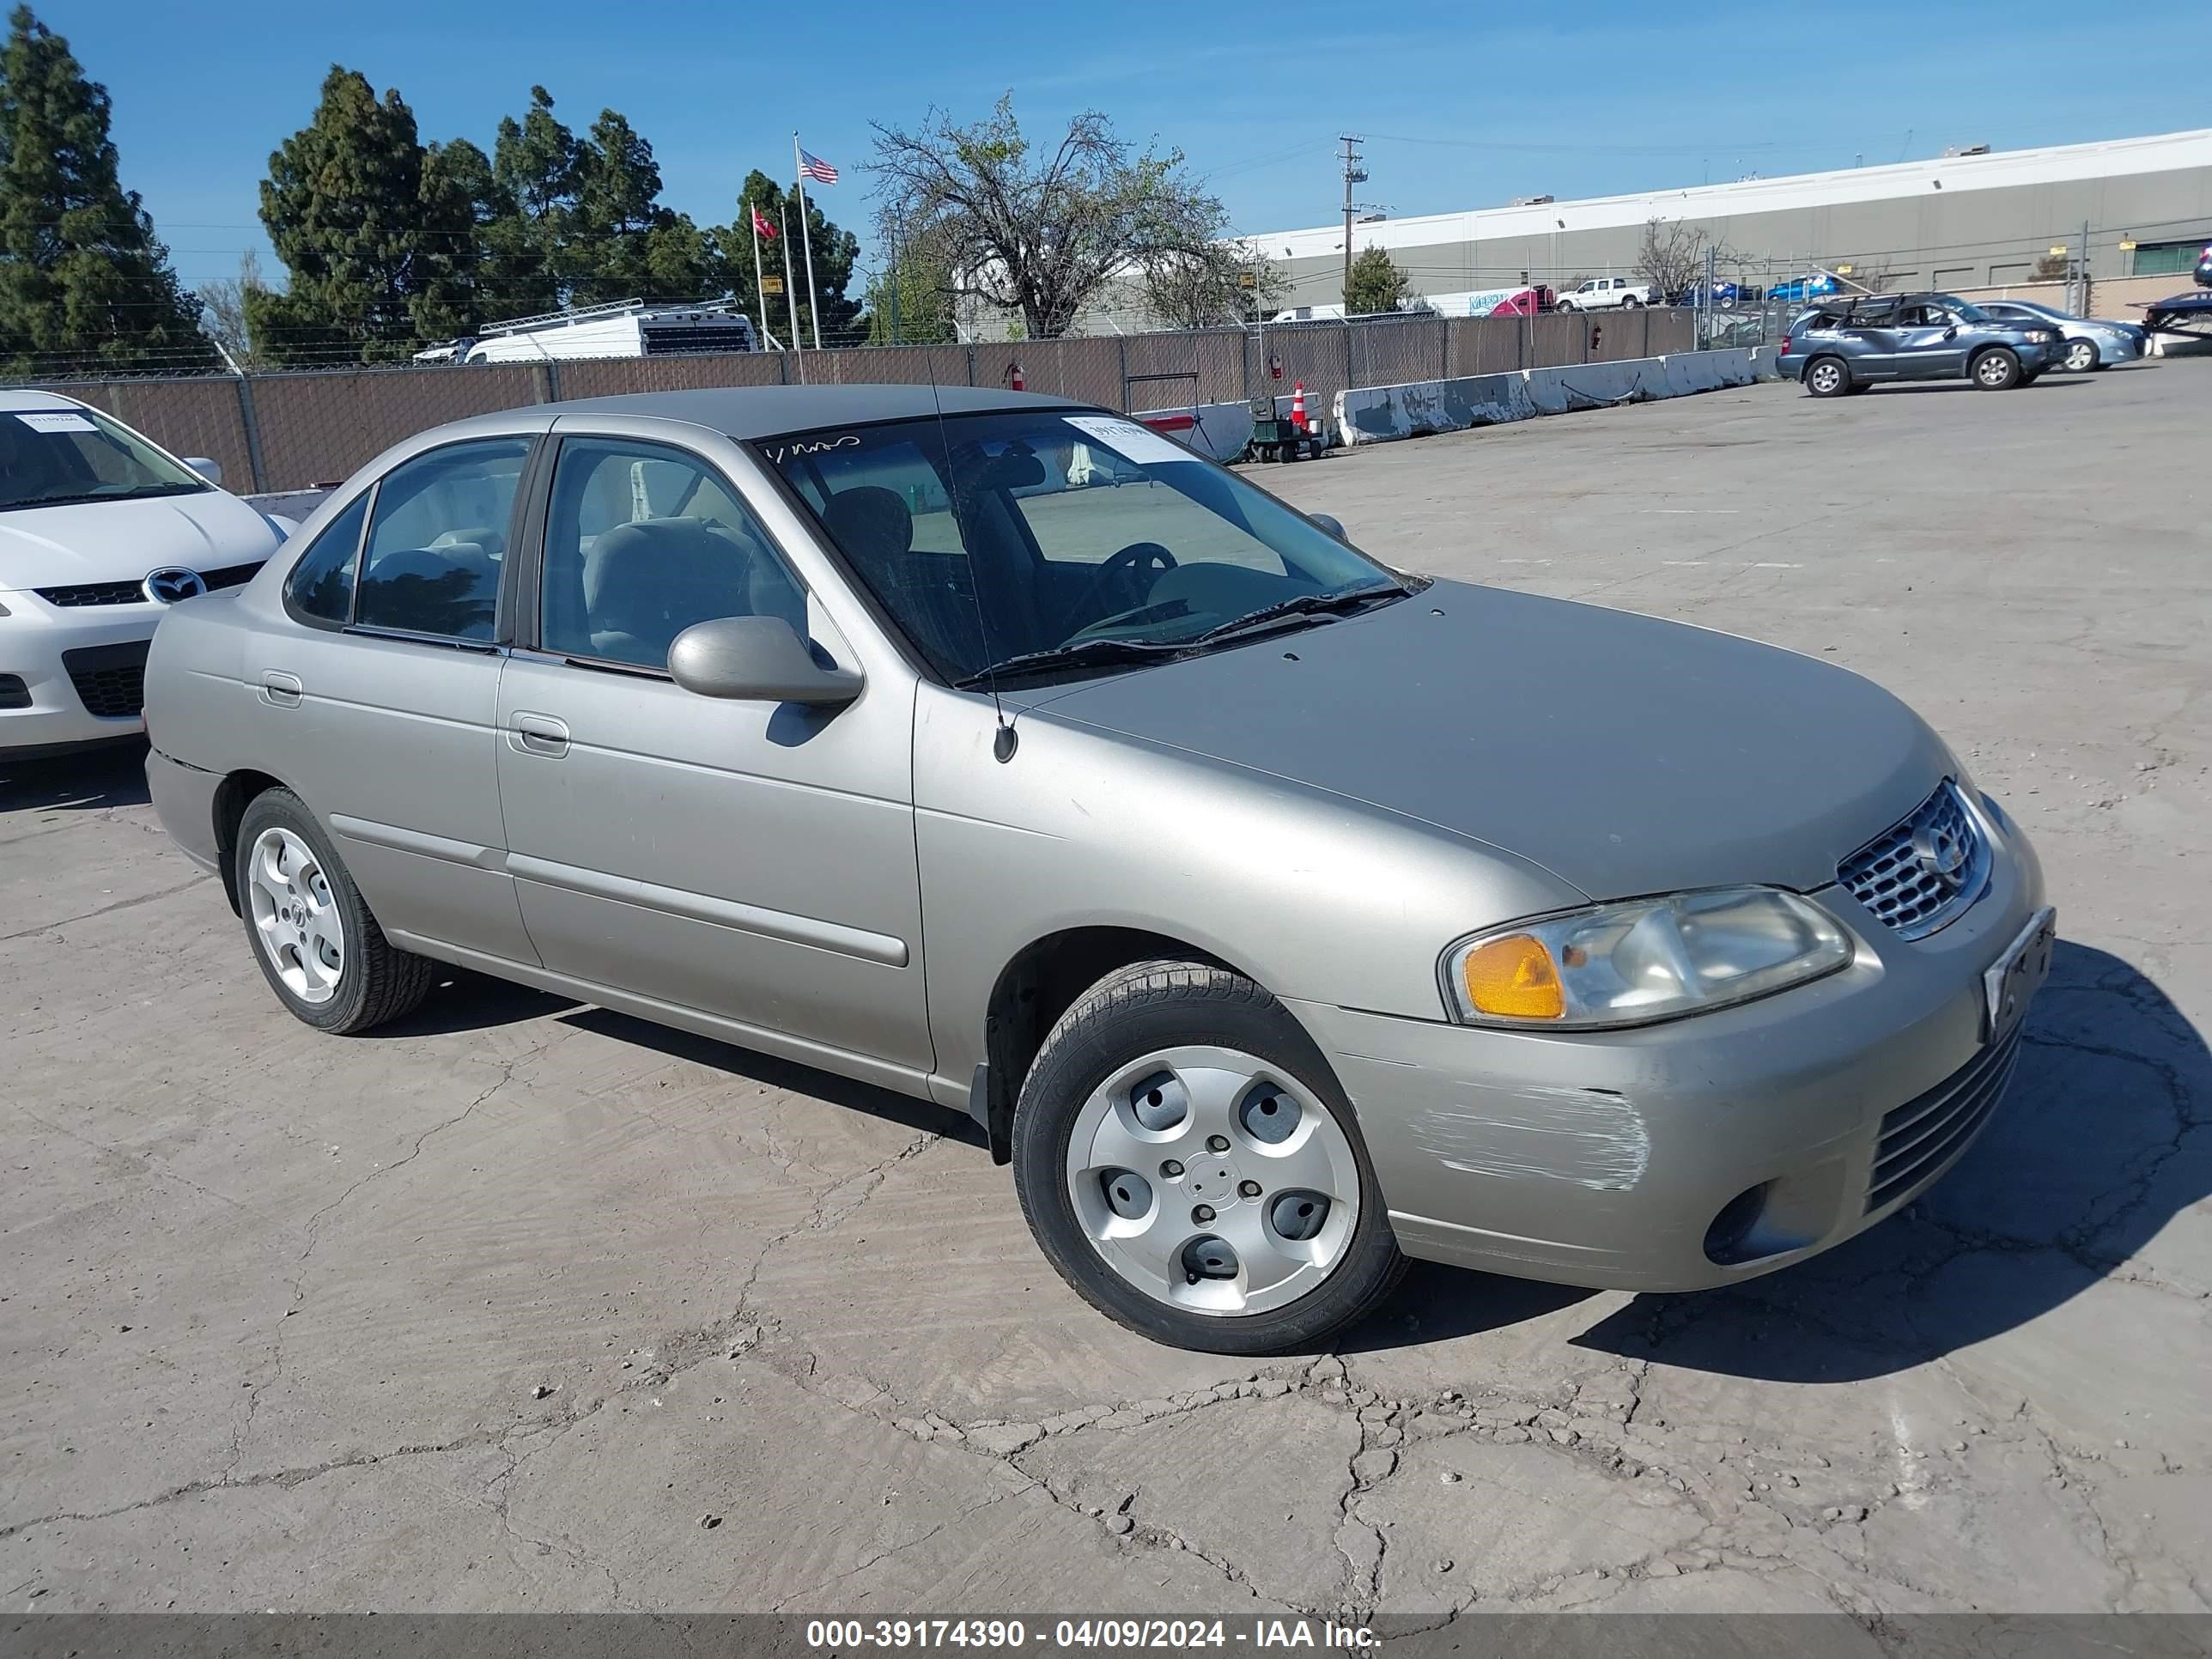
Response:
[0,875,210,943]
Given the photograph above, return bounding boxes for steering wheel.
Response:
[1072,541,1177,629]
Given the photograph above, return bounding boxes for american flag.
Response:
[799,149,839,185]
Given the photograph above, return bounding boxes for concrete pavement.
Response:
[3,359,2206,1617]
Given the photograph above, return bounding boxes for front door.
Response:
[1891,298,1970,378]
[251,436,538,964]
[1838,297,1903,378]
[495,433,933,1078]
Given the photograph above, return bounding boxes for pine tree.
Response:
[719,170,862,348]
[0,4,213,376]
[250,66,478,365]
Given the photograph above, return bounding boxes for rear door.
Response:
[253,434,540,964]
[1838,296,1903,378]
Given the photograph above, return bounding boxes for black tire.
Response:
[1622,296,1644,309]
[1012,959,1404,1354]
[1971,346,2021,390]
[2062,338,2100,374]
[234,787,434,1035]
[1804,356,1851,398]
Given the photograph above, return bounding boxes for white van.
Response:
[452,299,762,366]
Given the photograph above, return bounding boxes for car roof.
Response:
[0,389,83,413]
[538,383,1087,439]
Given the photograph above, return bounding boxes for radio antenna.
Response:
[925,368,1018,762]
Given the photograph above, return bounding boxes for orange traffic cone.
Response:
[1290,380,1308,432]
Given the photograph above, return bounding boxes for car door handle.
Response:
[259,671,303,708]
[511,713,570,757]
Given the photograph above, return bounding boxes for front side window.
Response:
[0,404,209,513]
[285,493,369,625]
[763,410,1408,687]
[540,438,804,671]
[355,439,529,640]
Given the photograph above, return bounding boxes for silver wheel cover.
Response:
[1064,1045,1362,1317]
[246,826,345,1005]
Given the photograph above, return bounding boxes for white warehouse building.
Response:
[1246,128,2212,306]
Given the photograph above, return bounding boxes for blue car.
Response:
[1776,292,2063,395]
[1764,273,1841,306]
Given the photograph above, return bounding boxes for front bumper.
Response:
[0,588,160,752]
[1288,794,2049,1292]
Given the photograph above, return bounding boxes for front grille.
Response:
[35,578,146,607]
[200,559,264,591]
[1865,1029,2021,1214]
[60,639,149,720]
[33,560,261,607]
[1837,781,1990,939]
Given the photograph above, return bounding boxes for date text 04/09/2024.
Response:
[803,1620,1380,1650]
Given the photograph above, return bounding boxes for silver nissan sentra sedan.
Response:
[143,386,2054,1354]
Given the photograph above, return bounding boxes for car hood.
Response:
[1024,580,1953,901]
[0,490,280,591]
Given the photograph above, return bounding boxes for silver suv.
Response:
[1778,292,2062,395]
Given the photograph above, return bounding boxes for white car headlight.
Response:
[1442,887,1852,1030]
[2024,330,2054,343]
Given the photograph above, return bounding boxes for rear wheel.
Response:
[1622,296,1644,309]
[1971,346,2022,390]
[235,787,434,1034]
[2062,338,2099,373]
[1012,959,1403,1353]
[1804,356,1851,398]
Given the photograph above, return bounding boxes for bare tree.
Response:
[1635,217,1733,300]
[198,250,270,369]
[871,95,1225,338]
[1141,244,1285,329]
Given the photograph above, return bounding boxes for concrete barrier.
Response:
[1131,400,1255,463]
[1333,349,1762,446]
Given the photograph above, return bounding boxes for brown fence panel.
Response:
[629,350,791,393]
[1191,330,1247,406]
[31,377,255,490]
[808,343,972,389]
[553,356,678,401]
[1346,315,1446,390]
[1587,308,1648,363]
[1255,325,1345,416]
[1649,308,1696,356]
[1528,313,1586,369]
[250,365,541,490]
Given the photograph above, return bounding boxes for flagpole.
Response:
[793,132,824,350]
[749,200,774,349]
[780,199,806,384]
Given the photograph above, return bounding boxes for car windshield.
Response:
[761,409,1411,686]
[0,404,210,512]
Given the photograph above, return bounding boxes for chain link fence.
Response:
[15,308,1709,494]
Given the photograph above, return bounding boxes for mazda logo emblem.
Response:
[143,567,207,605]
[1911,823,1969,887]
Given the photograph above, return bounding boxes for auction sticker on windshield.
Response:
[13,410,98,434]
[1063,415,1194,467]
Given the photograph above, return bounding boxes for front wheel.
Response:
[1012,960,1403,1353]
[234,787,434,1034]
[2062,338,2099,373]
[1972,347,2022,390]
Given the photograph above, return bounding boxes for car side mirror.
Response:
[184,456,223,487]
[1309,513,1347,542]
[668,616,863,707]
[1943,325,1959,340]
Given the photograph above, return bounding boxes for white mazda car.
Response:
[1,391,290,757]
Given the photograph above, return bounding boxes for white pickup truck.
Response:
[1554,276,1656,312]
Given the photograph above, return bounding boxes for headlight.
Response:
[2024,330,2054,343]
[1442,887,1852,1030]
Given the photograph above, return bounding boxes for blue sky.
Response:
[45,0,2212,295]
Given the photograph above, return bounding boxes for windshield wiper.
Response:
[1,482,208,514]
[951,635,1190,690]
[1192,583,1407,645]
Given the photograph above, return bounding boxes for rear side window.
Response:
[355,439,529,640]
[284,493,368,626]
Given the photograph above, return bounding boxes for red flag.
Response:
[751,206,778,241]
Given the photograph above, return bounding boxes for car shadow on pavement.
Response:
[368,969,582,1036]
[556,1004,988,1149]
[0,740,150,814]
[1564,939,2209,1382]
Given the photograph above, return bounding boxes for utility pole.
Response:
[1339,134,1366,312]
